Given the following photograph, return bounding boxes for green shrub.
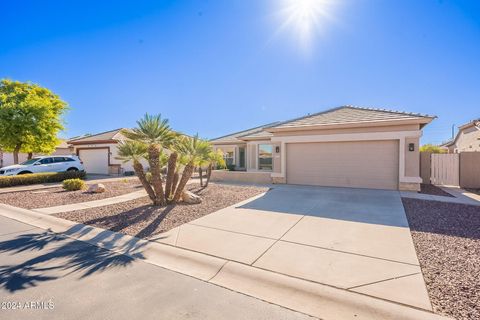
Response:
[226,164,236,171]
[62,178,86,191]
[0,171,86,188]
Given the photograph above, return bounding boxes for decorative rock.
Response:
[181,190,202,204]
[88,183,106,193]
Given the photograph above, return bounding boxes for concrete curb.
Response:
[0,203,450,320]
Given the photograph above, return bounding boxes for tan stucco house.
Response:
[68,128,132,175]
[442,119,480,153]
[0,140,73,168]
[211,106,435,191]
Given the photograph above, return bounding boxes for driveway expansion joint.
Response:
[276,239,421,267]
[347,272,422,290]
[186,221,279,241]
[250,214,307,266]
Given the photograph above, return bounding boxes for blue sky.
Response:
[1,0,479,144]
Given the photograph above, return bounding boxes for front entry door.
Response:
[239,147,246,169]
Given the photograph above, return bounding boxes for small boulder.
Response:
[181,190,202,204]
[88,183,106,193]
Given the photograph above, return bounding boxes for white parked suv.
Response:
[0,155,85,176]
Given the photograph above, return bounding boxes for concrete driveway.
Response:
[0,216,313,320]
[157,184,431,311]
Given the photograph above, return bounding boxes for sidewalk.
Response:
[0,214,313,320]
[0,175,139,194]
[400,186,480,206]
[33,189,147,214]
[32,179,197,214]
[0,202,447,320]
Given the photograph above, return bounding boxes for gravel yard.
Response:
[0,179,143,209]
[419,184,454,197]
[55,183,268,239]
[402,198,480,320]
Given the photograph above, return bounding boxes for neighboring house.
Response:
[441,119,480,153]
[210,106,435,191]
[68,128,132,175]
[51,140,74,155]
[0,140,74,168]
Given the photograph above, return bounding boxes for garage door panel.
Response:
[79,149,109,175]
[286,141,399,190]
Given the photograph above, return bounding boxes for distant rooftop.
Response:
[68,128,124,144]
[210,122,281,143]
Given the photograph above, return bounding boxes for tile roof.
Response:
[269,106,434,130]
[238,130,274,140]
[68,128,124,144]
[210,122,281,143]
[56,140,71,148]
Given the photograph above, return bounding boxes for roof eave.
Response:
[210,140,245,145]
[70,139,119,146]
[266,117,435,133]
[238,136,272,141]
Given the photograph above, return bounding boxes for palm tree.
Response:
[197,155,210,187]
[116,140,156,202]
[164,136,183,202]
[205,149,225,187]
[121,114,176,206]
[172,135,212,202]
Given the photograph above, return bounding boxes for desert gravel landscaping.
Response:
[0,179,143,209]
[419,184,454,197]
[402,197,480,320]
[55,183,268,239]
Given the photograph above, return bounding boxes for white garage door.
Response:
[286,140,399,190]
[78,149,109,175]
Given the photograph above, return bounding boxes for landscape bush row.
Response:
[0,171,86,188]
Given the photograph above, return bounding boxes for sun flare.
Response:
[274,0,338,55]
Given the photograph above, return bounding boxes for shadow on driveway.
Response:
[239,184,409,228]
[0,225,146,292]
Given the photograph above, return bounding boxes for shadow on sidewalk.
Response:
[0,225,146,292]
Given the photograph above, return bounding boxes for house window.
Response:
[224,151,234,166]
[258,144,273,171]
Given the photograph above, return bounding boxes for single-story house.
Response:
[211,106,435,191]
[68,128,133,175]
[441,119,480,153]
[0,140,73,168]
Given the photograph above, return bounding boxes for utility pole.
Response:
[451,124,455,139]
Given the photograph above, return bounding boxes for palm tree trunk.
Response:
[205,163,213,187]
[164,152,178,201]
[172,162,195,203]
[171,171,179,197]
[147,144,165,206]
[133,161,156,202]
[199,167,203,187]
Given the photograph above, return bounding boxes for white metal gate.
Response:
[431,154,459,186]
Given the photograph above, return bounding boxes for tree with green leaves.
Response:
[204,149,226,187]
[116,140,157,202]
[419,144,447,154]
[121,114,177,205]
[118,113,213,206]
[0,79,68,163]
[172,135,212,202]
